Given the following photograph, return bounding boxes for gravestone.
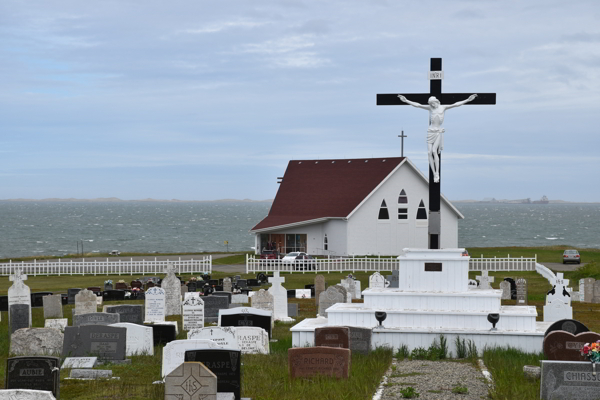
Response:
[544,273,573,322]
[180,285,188,296]
[165,362,217,400]
[237,279,247,289]
[504,277,517,300]
[162,264,182,316]
[475,271,495,290]
[0,295,9,311]
[341,277,355,301]
[386,270,399,288]
[161,339,223,378]
[130,280,142,289]
[287,303,298,317]
[235,326,269,354]
[333,285,350,303]
[31,292,53,308]
[516,278,528,305]
[115,282,128,290]
[102,290,125,302]
[110,322,154,356]
[541,360,600,399]
[499,281,511,300]
[43,294,63,319]
[104,282,113,291]
[8,268,32,326]
[318,286,344,317]
[247,279,260,287]
[73,312,119,327]
[369,272,386,289]
[581,278,595,303]
[315,275,326,306]
[74,289,97,316]
[44,319,67,332]
[288,347,351,379]
[187,281,197,292]
[10,328,64,356]
[70,369,112,379]
[10,304,31,334]
[187,326,238,349]
[251,290,274,316]
[295,289,311,299]
[62,357,97,368]
[231,294,248,304]
[315,326,350,348]
[353,279,362,299]
[212,291,232,304]
[223,277,233,293]
[145,323,177,346]
[347,326,372,355]
[104,305,144,325]
[543,330,600,361]
[268,272,292,321]
[62,325,127,360]
[5,356,60,398]
[593,281,600,303]
[145,287,166,322]
[204,296,230,323]
[0,389,57,400]
[544,319,590,337]
[67,288,81,305]
[182,296,205,331]
[184,348,242,400]
[219,307,272,339]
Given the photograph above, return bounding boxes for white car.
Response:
[281,252,307,264]
[109,250,121,256]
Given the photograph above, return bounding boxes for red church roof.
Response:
[251,157,405,231]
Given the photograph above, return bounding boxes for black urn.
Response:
[375,311,387,328]
[487,313,500,330]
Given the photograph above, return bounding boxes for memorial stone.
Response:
[104,305,144,325]
[161,339,223,378]
[67,288,81,305]
[110,322,154,356]
[184,348,242,400]
[287,303,298,317]
[504,277,517,300]
[341,277,355,302]
[43,295,63,319]
[516,278,528,305]
[212,291,232,304]
[70,369,112,379]
[246,279,259,287]
[231,294,248,304]
[165,362,218,400]
[10,304,31,334]
[348,326,372,355]
[583,278,595,303]
[315,326,350,348]
[543,330,600,361]
[8,268,32,326]
[475,271,495,290]
[315,275,326,306]
[62,357,97,368]
[369,272,386,289]
[31,292,53,308]
[182,296,205,331]
[73,312,119,327]
[236,279,247,289]
[74,289,97,316]
[268,272,292,321]
[5,356,60,398]
[219,307,272,339]
[102,290,125,302]
[10,328,63,356]
[251,289,274,315]
[187,326,238,349]
[545,319,590,337]
[44,319,67,332]
[593,280,600,303]
[223,277,232,293]
[0,389,57,400]
[162,264,183,316]
[62,325,126,360]
[288,347,350,379]
[145,287,166,322]
[145,323,177,346]
[499,281,511,300]
[540,360,600,400]
[204,296,230,323]
[235,326,269,355]
[318,286,344,317]
[386,270,399,288]
[295,289,311,299]
[333,284,350,303]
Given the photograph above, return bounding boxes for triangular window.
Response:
[378,200,389,220]
[398,190,408,220]
[416,200,427,220]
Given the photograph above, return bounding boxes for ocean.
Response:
[0,201,598,259]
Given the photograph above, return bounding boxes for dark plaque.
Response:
[5,356,60,398]
[203,296,230,322]
[31,292,53,308]
[544,330,600,361]
[220,310,272,339]
[347,326,372,355]
[187,282,197,292]
[237,279,247,288]
[424,263,442,272]
[544,319,590,338]
[103,290,126,302]
[287,289,296,298]
[184,349,242,400]
[62,325,126,360]
[104,304,144,324]
[212,291,232,304]
[208,279,219,286]
[9,304,30,334]
[246,279,260,287]
[145,323,177,346]
[315,327,350,349]
[0,295,8,311]
[67,288,81,304]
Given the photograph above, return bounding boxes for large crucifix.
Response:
[377,58,496,249]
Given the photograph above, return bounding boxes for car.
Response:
[260,250,279,260]
[563,249,581,264]
[109,250,121,256]
[462,249,469,257]
[281,252,306,264]
[282,252,317,271]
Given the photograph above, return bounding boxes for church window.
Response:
[324,234,328,251]
[398,190,408,220]
[416,200,427,220]
[378,200,390,220]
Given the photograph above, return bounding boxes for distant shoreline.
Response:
[453,200,600,204]
[0,197,273,203]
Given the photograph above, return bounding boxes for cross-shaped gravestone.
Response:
[547,272,572,305]
[475,271,495,290]
[9,268,27,283]
[164,263,176,275]
[268,271,292,321]
[268,272,285,287]
[377,58,496,249]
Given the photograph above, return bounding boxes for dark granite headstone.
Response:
[187,282,197,292]
[67,288,81,304]
[73,312,120,327]
[31,292,53,308]
[503,278,517,300]
[184,349,242,400]
[347,326,372,355]
[104,305,144,324]
[5,356,60,398]
[543,330,600,361]
[541,360,600,399]
[213,285,223,291]
[60,294,68,305]
[103,290,126,302]
[287,303,298,317]
[144,323,177,346]
[9,304,30,334]
[220,309,272,339]
[237,279,247,288]
[545,319,590,338]
[305,284,316,297]
[87,287,102,294]
[287,290,296,298]
[62,325,127,360]
[208,279,219,286]
[385,271,399,288]
[0,295,8,311]
[204,296,230,323]
[315,326,350,349]
[247,279,260,287]
[212,291,232,304]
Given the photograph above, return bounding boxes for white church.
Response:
[251,156,462,256]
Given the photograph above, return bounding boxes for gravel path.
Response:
[379,359,490,400]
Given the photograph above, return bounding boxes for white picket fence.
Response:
[0,256,212,276]
[247,254,538,274]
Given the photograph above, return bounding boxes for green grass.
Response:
[483,347,545,400]
[466,245,600,264]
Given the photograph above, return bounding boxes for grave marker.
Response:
[10,328,63,357]
[234,326,269,354]
[10,304,31,334]
[315,275,326,306]
[62,325,127,361]
[5,356,60,398]
[182,296,205,331]
[145,287,166,322]
[499,281,511,300]
[165,362,217,400]
[203,295,230,323]
[162,263,182,316]
[315,326,350,349]
[8,268,32,326]
[543,330,600,361]
[318,286,344,317]
[187,326,238,349]
[475,271,495,289]
[369,272,386,289]
[516,278,528,305]
[251,289,274,315]
[268,271,292,321]
[74,289,97,316]
[73,312,119,327]
[161,339,223,378]
[219,307,272,339]
[184,348,242,400]
[288,347,351,379]
[43,294,63,319]
[104,305,144,325]
[110,322,154,356]
[44,319,67,332]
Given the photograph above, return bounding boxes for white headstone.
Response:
[499,281,511,300]
[369,272,386,289]
[0,389,57,400]
[74,289,97,315]
[161,339,223,378]
[235,326,269,354]
[251,289,274,315]
[475,271,495,290]
[62,357,98,369]
[44,319,68,331]
[223,277,232,293]
[341,277,355,302]
[184,292,201,300]
[354,279,362,299]
[8,268,32,326]
[187,326,238,349]
[268,272,293,322]
[295,289,311,299]
[231,294,248,304]
[543,272,573,322]
[144,287,166,322]
[110,322,154,356]
[182,296,204,331]
[162,263,182,316]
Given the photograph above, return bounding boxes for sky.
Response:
[1,1,599,202]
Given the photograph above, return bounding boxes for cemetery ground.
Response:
[1,248,600,399]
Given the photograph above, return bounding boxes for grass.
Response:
[483,347,545,400]
[466,245,600,264]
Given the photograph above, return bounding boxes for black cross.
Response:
[377,58,496,249]
[398,130,407,157]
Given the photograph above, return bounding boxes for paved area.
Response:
[542,262,587,272]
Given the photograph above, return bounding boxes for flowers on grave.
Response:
[131,287,141,292]
[581,340,600,375]
[189,277,197,282]
[104,280,113,285]
[118,280,125,283]
[125,292,131,298]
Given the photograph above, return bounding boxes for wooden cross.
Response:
[377,58,496,249]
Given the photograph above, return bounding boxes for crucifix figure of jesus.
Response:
[397,93,477,183]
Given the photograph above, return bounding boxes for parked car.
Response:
[293,254,317,271]
[282,252,306,264]
[462,249,469,257]
[260,250,280,260]
[563,249,581,264]
[109,250,121,256]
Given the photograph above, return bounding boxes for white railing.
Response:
[247,254,538,274]
[0,256,212,276]
[468,255,537,271]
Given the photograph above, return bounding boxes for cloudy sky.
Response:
[1,1,599,202]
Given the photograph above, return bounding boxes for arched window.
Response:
[378,200,389,220]
[398,189,408,220]
[323,234,328,251]
[416,200,427,224]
